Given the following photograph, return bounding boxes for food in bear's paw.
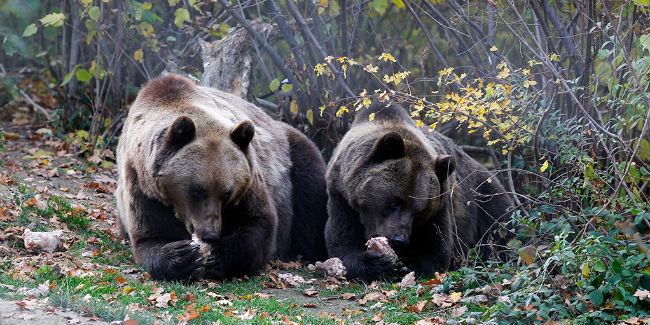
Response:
[365,236,398,262]
[191,233,211,259]
[308,257,347,279]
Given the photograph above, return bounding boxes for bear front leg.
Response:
[127,186,204,281]
[401,220,453,275]
[325,190,401,282]
[203,191,276,279]
[135,239,205,281]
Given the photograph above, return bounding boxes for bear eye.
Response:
[387,198,404,210]
[189,186,206,199]
[223,189,233,201]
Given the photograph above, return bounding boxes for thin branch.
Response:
[285,0,356,98]
[19,90,52,120]
[403,0,449,68]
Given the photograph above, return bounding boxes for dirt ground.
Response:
[0,121,363,324]
[0,297,113,325]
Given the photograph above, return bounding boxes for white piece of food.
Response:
[191,233,211,258]
[312,257,347,279]
[23,229,63,253]
[365,236,398,262]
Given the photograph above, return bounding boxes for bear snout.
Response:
[201,230,220,242]
[389,234,409,247]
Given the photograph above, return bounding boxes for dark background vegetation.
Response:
[1,0,650,323]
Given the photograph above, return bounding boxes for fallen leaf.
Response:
[399,271,416,288]
[303,286,319,297]
[341,292,356,300]
[634,289,650,301]
[406,300,427,313]
[359,291,388,305]
[452,305,467,317]
[460,294,488,304]
[237,309,255,320]
[254,292,272,299]
[449,291,462,302]
[431,293,453,308]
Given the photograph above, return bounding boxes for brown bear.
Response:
[325,102,513,282]
[115,74,328,281]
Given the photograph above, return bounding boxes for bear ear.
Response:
[167,116,195,148]
[231,120,255,150]
[434,155,456,183]
[371,132,405,162]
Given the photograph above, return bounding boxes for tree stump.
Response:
[199,19,274,100]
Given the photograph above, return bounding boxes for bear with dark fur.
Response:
[116,74,328,281]
[325,102,512,282]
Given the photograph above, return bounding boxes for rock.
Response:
[23,229,63,253]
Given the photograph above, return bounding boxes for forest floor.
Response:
[0,120,487,325]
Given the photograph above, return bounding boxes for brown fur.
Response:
[325,102,513,282]
[116,74,328,281]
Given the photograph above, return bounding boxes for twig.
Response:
[541,0,583,77]
[19,90,52,120]
[446,0,507,62]
[403,0,449,68]
[284,0,355,98]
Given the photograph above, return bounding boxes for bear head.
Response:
[347,131,455,249]
[154,115,255,242]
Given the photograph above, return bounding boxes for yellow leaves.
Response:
[290,100,299,116]
[368,113,376,121]
[378,52,397,62]
[550,53,560,62]
[324,55,334,63]
[314,63,326,77]
[319,105,326,117]
[490,45,498,52]
[364,64,378,73]
[336,106,349,117]
[415,120,424,127]
[528,59,541,67]
[540,160,550,172]
[306,109,314,125]
[449,292,462,302]
[497,67,511,79]
[362,97,372,108]
[134,49,144,63]
[581,262,590,277]
[523,79,537,88]
[438,67,454,76]
[359,89,367,97]
[382,71,411,85]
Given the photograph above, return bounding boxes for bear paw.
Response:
[359,250,404,282]
[152,240,205,281]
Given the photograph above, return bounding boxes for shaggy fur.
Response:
[116,74,327,281]
[325,102,513,282]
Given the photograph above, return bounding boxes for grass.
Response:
[0,180,496,324]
